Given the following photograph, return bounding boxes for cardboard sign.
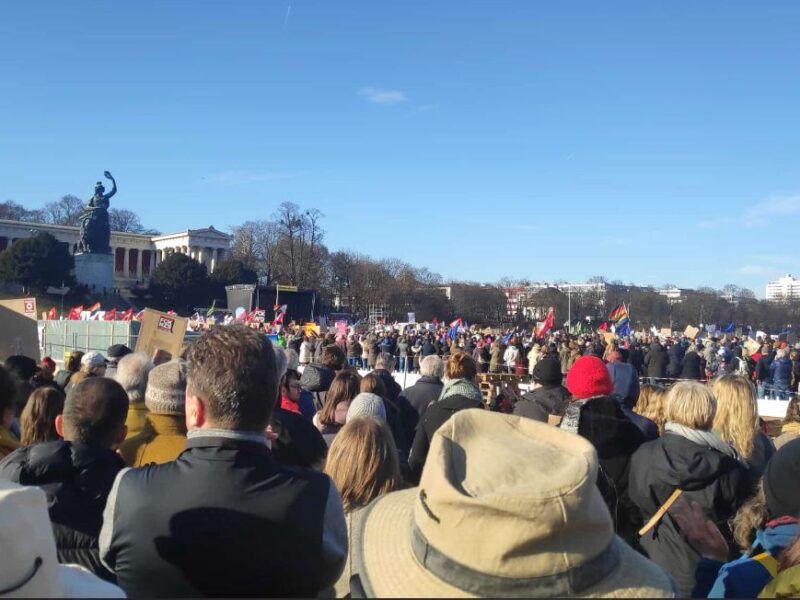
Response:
[0,306,39,361]
[0,297,38,320]
[304,322,320,337]
[660,328,672,337]
[134,308,188,362]
[744,338,761,356]
[684,326,699,340]
[251,309,266,324]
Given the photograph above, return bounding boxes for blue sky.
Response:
[2,1,800,296]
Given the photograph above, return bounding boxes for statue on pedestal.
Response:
[77,171,116,254]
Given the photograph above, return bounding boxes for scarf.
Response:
[438,378,484,405]
[559,400,587,434]
[664,422,739,460]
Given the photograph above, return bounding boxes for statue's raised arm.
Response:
[103,170,117,202]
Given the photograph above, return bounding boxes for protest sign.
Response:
[684,325,699,340]
[660,328,672,337]
[0,306,39,361]
[134,308,188,363]
[251,309,266,323]
[744,338,761,356]
[335,320,347,337]
[0,297,37,320]
[305,322,321,337]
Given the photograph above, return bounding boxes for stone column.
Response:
[136,249,143,279]
[123,247,129,276]
[197,247,205,266]
[210,249,218,273]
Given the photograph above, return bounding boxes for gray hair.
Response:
[114,352,154,404]
[420,355,444,379]
[375,352,396,371]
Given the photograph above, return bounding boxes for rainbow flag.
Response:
[608,304,628,322]
[87,301,102,313]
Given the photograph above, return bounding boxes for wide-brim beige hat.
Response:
[0,480,124,598]
[351,409,675,598]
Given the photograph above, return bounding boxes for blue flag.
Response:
[616,321,630,336]
[723,323,735,333]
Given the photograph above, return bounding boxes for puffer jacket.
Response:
[0,440,124,581]
[629,432,749,597]
[300,363,336,410]
[771,357,792,386]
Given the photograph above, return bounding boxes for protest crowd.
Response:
[5,309,800,597]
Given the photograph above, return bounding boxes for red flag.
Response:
[536,308,555,337]
[120,308,134,321]
[273,312,285,326]
[133,310,145,321]
[103,308,117,321]
[432,317,439,326]
[67,305,83,320]
[47,307,57,320]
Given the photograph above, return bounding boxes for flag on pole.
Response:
[598,322,608,332]
[103,308,117,321]
[608,304,628,322]
[67,305,83,320]
[723,322,735,333]
[120,308,134,321]
[47,307,57,320]
[449,318,463,328]
[87,301,101,313]
[206,299,217,317]
[536,307,555,336]
[133,310,145,321]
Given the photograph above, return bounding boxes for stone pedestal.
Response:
[74,252,114,294]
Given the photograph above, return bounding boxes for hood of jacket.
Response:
[756,521,798,555]
[299,363,336,392]
[645,432,741,492]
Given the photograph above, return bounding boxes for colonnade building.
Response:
[0,219,232,292]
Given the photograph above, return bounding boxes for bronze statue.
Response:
[77,170,116,253]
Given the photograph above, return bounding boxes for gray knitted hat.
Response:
[346,393,386,423]
[145,360,187,416]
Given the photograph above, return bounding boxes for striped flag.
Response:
[87,301,102,313]
[608,304,628,322]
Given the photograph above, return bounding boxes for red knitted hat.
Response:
[566,355,614,399]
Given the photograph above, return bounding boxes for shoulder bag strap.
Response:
[638,488,683,537]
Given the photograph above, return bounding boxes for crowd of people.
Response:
[3,322,800,596]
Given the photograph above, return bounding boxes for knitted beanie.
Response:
[763,437,800,519]
[532,358,563,386]
[145,360,187,416]
[346,393,386,423]
[566,355,614,399]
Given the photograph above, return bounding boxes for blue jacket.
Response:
[771,357,792,386]
[693,520,797,598]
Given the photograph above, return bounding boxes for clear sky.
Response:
[2,1,799,296]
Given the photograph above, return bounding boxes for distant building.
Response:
[766,274,800,301]
[657,286,684,304]
[0,219,231,293]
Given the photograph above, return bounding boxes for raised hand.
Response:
[671,498,729,562]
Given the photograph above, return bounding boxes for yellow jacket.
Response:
[0,426,21,460]
[119,413,187,467]
[760,564,800,598]
[125,401,149,438]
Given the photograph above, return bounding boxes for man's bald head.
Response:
[63,377,129,448]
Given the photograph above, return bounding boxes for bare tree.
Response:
[230,220,282,284]
[41,195,84,226]
[109,208,145,233]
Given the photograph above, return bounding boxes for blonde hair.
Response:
[711,375,758,460]
[664,381,716,430]
[325,417,402,513]
[729,481,768,552]
[634,385,668,433]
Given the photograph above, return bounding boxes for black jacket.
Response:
[679,351,703,380]
[573,396,645,548]
[99,436,346,597]
[629,433,749,597]
[408,397,483,484]
[513,385,571,423]
[270,407,328,469]
[398,375,443,419]
[756,354,774,382]
[644,343,668,378]
[0,440,124,581]
[300,363,336,411]
[372,369,416,453]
